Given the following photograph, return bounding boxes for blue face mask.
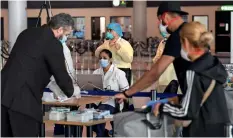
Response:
[159,23,169,38]
[105,32,114,40]
[99,59,109,68]
[60,35,68,44]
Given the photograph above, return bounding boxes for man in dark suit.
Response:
[1,13,75,137]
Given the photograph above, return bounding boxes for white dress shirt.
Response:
[93,64,129,107]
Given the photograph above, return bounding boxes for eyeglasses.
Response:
[107,29,113,32]
[99,57,109,60]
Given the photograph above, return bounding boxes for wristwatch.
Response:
[122,90,131,98]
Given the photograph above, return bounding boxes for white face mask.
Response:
[180,48,191,61]
[159,23,169,38]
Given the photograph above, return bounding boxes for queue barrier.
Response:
[44,88,179,99]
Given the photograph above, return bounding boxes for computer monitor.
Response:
[76,74,103,91]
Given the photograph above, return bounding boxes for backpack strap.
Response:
[200,80,216,106]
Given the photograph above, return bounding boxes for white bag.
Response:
[42,92,57,102]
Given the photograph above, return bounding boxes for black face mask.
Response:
[161,20,173,34]
[166,28,172,34]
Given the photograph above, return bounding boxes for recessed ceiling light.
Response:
[113,0,120,7]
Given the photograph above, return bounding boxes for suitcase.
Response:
[113,111,174,137]
[224,90,233,124]
[224,90,233,137]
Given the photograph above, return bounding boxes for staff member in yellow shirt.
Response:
[153,39,178,88]
[95,23,134,85]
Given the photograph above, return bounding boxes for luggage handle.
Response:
[141,113,163,130]
[141,119,162,130]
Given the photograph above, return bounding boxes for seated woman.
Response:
[93,49,129,137]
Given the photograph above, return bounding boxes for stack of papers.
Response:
[49,107,71,121]
[93,110,110,120]
[66,110,93,122]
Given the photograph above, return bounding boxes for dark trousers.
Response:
[183,123,227,137]
[1,105,39,137]
[93,104,116,137]
[119,68,132,85]
[54,125,64,135]
[54,106,79,135]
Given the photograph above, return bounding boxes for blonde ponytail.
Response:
[180,22,214,49]
[199,32,214,48]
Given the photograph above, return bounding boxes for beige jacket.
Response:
[153,40,179,91]
[95,38,133,69]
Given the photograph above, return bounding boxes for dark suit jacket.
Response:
[1,27,74,122]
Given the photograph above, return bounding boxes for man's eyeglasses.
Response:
[107,29,113,32]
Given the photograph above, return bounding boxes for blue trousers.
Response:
[54,125,64,135]
[93,104,116,137]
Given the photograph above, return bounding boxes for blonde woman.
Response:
[153,22,229,137]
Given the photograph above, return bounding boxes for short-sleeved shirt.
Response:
[162,23,191,93]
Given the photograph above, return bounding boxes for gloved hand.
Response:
[47,81,66,99]
[42,92,57,102]
[144,99,169,109]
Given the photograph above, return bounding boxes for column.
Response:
[231,12,233,63]
[132,1,148,110]
[133,1,147,43]
[85,16,91,40]
[8,1,27,52]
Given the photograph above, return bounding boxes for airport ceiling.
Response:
[1,1,233,9]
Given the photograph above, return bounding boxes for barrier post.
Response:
[151,90,157,101]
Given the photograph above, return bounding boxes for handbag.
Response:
[175,79,216,127]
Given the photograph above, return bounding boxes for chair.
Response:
[103,100,132,137]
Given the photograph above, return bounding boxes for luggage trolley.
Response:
[151,90,170,138]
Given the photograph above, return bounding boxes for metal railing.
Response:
[1,40,10,70]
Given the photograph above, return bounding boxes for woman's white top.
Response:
[93,64,129,107]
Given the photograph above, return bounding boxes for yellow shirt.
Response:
[95,38,134,69]
[153,40,178,86]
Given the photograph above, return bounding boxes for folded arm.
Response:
[95,42,109,58]
[116,42,133,63]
